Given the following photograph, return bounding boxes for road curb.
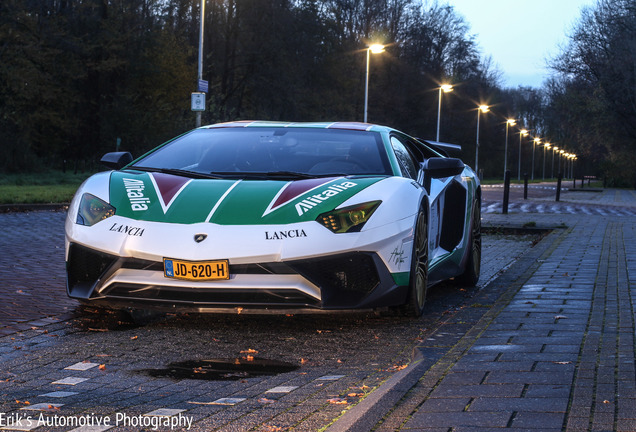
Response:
[325,348,432,432]
[0,203,68,213]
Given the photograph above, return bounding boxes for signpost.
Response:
[191,92,206,112]
[198,80,208,93]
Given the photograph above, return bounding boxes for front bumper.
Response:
[66,243,408,313]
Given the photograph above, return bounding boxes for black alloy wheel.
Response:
[456,199,481,285]
[405,208,428,317]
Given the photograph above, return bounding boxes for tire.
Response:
[404,208,428,317]
[456,199,481,286]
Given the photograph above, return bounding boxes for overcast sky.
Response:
[447,0,597,88]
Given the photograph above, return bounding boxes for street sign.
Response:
[191,92,206,112]
[197,80,209,93]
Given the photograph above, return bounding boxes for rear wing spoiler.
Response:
[416,139,462,157]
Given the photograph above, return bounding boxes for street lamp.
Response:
[195,0,205,127]
[559,149,565,175]
[504,119,516,178]
[517,129,528,180]
[551,146,558,178]
[532,138,540,181]
[364,44,385,123]
[436,84,454,141]
[543,143,550,180]
[475,105,489,174]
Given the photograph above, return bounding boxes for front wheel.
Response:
[456,199,481,286]
[404,209,428,317]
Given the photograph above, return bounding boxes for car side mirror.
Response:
[101,152,133,170]
[421,157,465,178]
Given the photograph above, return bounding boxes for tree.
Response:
[548,0,636,184]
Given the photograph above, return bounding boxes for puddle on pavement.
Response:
[139,357,300,381]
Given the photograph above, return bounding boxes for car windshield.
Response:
[132,127,392,178]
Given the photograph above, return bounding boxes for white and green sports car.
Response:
[65,121,481,317]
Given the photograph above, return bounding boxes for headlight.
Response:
[76,193,116,226]
[316,201,381,233]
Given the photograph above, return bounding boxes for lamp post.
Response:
[543,143,550,180]
[475,105,489,173]
[559,149,565,174]
[436,84,454,141]
[195,0,205,127]
[364,44,385,123]
[551,146,558,179]
[532,138,540,181]
[504,119,516,179]
[517,129,528,180]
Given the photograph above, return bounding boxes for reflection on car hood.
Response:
[109,171,384,224]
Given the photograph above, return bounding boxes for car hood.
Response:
[109,171,384,225]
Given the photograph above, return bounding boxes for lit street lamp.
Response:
[532,138,540,181]
[542,143,550,180]
[551,146,558,178]
[436,84,454,141]
[517,129,528,180]
[504,119,516,178]
[364,44,385,123]
[475,105,489,173]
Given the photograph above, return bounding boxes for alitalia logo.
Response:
[123,178,150,211]
[294,181,357,216]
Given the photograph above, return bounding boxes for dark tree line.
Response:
[545,0,636,185]
[1,0,633,184]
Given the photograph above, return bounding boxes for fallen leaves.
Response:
[240,349,258,354]
[15,400,30,405]
[327,398,348,404]
[130,336,138,340]
[258,398,276,404]
[388,364,408,372]
[98,364,106,371]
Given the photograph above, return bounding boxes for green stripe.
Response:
[110,172,384,225]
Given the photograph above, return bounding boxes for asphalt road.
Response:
[0,209,540,431]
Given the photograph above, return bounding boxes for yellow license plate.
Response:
[163,258,230,281]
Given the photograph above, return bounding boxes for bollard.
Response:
[523,173,528,200]
[572,177,576,189]
[503,170,511,214]
[556,173,562,202]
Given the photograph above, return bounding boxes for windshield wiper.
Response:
[263,171,317,179]
[130,167,228,179]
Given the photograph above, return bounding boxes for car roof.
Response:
[202,121,395,134]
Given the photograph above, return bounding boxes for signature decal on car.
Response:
[109,222,145,237]
[123,178,151,211]
[389,244,406,268]
[294,181,358,216]
[265,229,307,240]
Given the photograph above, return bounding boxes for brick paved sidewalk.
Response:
[359,213,636,431]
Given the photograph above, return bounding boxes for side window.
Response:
[390,136,417,179]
